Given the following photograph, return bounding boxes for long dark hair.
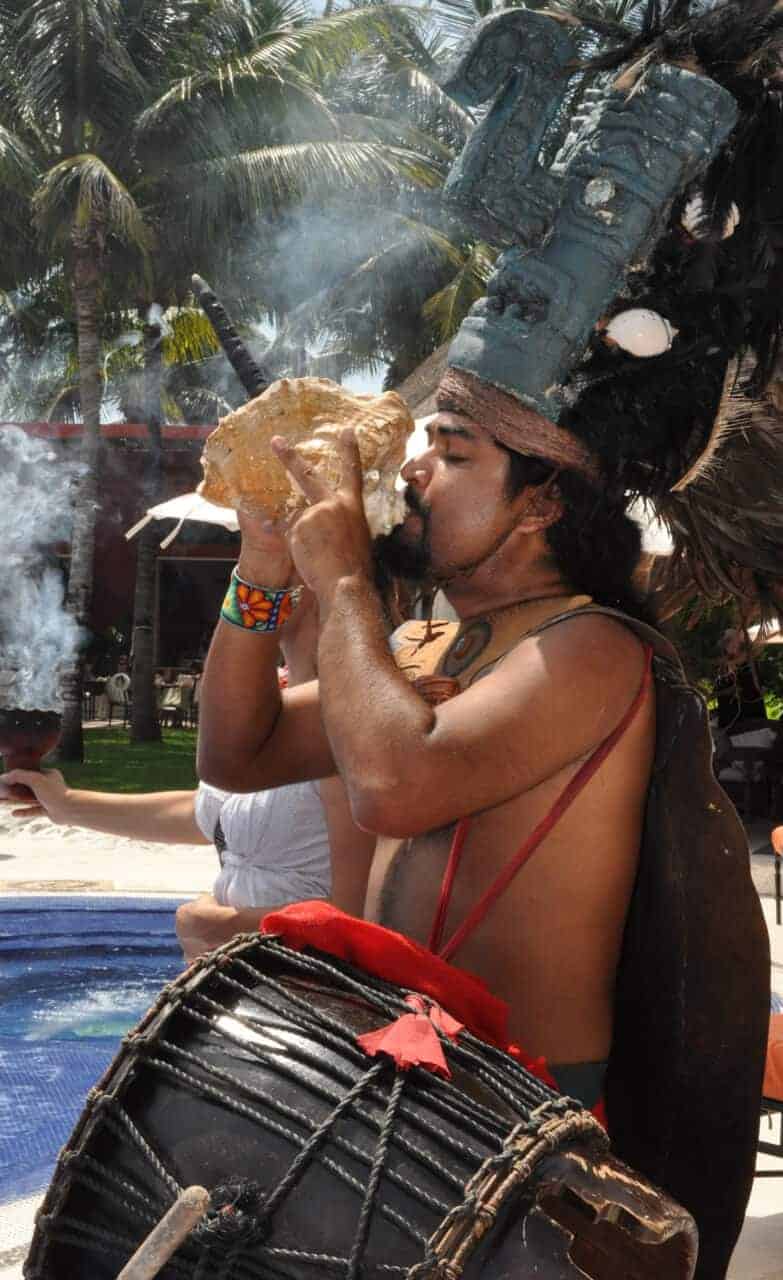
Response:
[502,447,658,626]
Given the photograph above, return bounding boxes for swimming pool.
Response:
[0,896,185,1204]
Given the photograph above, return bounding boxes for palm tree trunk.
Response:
[129,318,164,743]
[56,229,103,762]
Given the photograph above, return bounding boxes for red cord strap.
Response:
[429,645,653,962]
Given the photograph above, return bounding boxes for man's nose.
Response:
[401,450,432,488]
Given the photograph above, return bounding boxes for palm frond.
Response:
[34,154,153,257]
[287,5,418,81]
[122,0,310,79]
[135,65,340,155]
[336,110,455,161]
[173,383,235,420]
[43,379,83,424]
[272,209,466,348]
[162,306,220,364]
[136,5,408,129]
[381,63,474,136]
[422,239,495,341]
[0,120,36,186]
[173,140,443,237]
[9,0,147,136]
[429,0,495,45]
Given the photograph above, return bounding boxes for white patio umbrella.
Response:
[125,492,239,550]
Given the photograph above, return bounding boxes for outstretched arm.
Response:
[0,769,210,845]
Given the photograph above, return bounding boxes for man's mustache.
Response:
[371,484,433,587]
[403,485,429,518]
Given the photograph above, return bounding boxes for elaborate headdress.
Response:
[439,0,783,623]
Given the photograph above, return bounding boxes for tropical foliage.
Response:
[3,0,758,756]
[0,0,446,754]
[249,0,665,386]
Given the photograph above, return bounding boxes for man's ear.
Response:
[514,478,563,534]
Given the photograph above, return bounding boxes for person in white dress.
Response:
[0,587,375,961]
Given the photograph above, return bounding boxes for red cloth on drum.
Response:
[260,900,556,1089]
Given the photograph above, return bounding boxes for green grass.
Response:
[54,728,199,793]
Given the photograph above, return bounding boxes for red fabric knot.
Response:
[356,994,464,1079]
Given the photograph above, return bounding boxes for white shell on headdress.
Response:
[681,195,741,240]
[603,308,678,358]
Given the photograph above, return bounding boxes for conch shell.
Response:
[199,377,414,537]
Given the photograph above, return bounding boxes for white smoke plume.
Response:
[0,426,80,712]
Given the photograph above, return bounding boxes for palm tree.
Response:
[0,0,442,756]
[236,7,491,387]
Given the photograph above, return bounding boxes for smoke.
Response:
[146,303,172,336]
[225,194,457,379]
[0,426,80,712]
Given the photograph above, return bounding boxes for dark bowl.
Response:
[0,708,62,771]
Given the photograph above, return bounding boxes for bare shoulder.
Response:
[495,610,649,738]
[366,612,652,834]
[537,611,647,676]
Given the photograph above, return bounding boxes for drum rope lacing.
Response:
[27,936,606,1279]
[408,1104,610,1279]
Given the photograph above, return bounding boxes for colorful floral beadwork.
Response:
[221,568,302,634]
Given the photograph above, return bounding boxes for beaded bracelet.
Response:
[221,567,303,633]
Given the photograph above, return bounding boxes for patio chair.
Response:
[105,673,131,726]
[188,675,201,728]
[718,723,781,818]
[158,683,184,728]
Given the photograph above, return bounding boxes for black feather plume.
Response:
[559,1,783,616]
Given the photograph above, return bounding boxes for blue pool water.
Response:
[0,896,185,1203]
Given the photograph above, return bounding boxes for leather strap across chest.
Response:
[428,643,653,960]
[393,602,676,961]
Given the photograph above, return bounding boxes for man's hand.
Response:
[175,895,268,964]
[0,768,70,821]
[235,507,294,588]
[271,428,373,599]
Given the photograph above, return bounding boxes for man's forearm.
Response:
[318,574,434,828]
[197,620,284,787]
[176,896,273,963]
[197,545,289,788]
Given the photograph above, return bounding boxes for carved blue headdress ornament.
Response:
[440,1,783,615]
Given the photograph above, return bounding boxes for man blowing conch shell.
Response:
[195,366,766,1279]
[195,4,782,1273]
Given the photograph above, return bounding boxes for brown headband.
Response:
[438,368,601,484]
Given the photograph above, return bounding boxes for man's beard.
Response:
[372,486,433,586]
